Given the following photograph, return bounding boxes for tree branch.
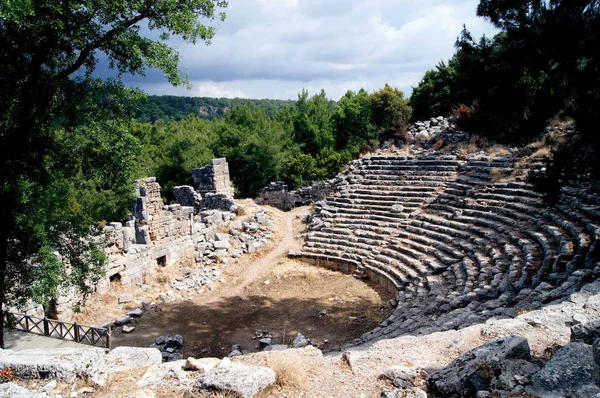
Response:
[57,12,148,79]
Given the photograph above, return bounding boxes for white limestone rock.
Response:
[194,361,276,398]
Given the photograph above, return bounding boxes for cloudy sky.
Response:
[120,0,498,100]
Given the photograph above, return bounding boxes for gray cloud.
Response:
[114,0,498,99]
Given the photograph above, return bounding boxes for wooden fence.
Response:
[7,312,111,349]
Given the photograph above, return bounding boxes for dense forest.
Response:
[135,96,294,122]
[130,86,411,204]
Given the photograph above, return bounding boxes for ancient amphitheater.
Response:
[292,148,600,345]
[4,123,600,397]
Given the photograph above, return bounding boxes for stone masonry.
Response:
[51,159,248,321]
[192,158,234,197]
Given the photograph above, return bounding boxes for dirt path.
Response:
[107,204,393,358]
[227,205,306,294]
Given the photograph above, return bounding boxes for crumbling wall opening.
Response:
[157,255,167,267]
[110,273,122,283]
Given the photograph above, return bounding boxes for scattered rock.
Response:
[128,308,144,317]
[141,298,152,312]
[114,315,133,326]
[530,342,600,397]
[571,319,600,344]
[292,332,309,348]
[382,366,417,389]
[118,294,133,304]
[42,380,57,393]
[122,325,135,333]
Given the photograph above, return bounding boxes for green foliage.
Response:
[371,84,412,130]
[333,89,375,151]
[410,61,457,120]
[0,0,227,337]
[134,85,410,195]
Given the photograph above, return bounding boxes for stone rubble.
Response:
[150,335,184,362]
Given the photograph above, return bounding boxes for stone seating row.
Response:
[294,152,600,345]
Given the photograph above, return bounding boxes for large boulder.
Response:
[427,336,532,397]
[381,366,417,389]
[137,360,194,389]
[194,360,276,398]
[0,348,106,383]
[104,347,163,372]
[529,342,600,397]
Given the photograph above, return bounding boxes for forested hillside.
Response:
[131,86,412,202]
[135,95,294,122]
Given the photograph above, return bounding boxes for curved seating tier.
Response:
[289,152,600,345]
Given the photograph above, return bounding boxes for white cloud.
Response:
[126,0,498,100]
[196,82,248,98]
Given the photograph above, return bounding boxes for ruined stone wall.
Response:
[133,178,166,242]
[192,158,234,197]
[47,158,272,321]
[256,180,337,211]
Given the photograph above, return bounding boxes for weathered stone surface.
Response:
[194,361,276,398]
[184,357,220,372]
[428,336,531,397]
[104,347,163,372]
[0,382,51,397]
[0,348,105,383]
[381,388,427,398]
[382,366,417,389]
[530,342,600,397]
[571,319,600,344]
[137,360,193,388]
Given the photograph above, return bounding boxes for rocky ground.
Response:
[4,126,600,397]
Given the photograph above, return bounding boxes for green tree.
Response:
[292,89,336,155]
[410,60,457,120]
[370,84,412,139]
[0,0,227,347]
[333,88,375,151]
[371,84,411,128]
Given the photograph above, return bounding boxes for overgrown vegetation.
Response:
[411,0,600,198]
[0,0,228,347]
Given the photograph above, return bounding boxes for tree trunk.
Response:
[0,205,9,349]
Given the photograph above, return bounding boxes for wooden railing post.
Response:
[25,315,29,332]
[107,326,112,350]
[43,318,49,337]
[73,322,79,342]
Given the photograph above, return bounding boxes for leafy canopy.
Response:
[0,0,227,336]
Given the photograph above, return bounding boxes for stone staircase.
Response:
[289,151,600,345]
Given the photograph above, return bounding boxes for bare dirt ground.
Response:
[79,204,393,358]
